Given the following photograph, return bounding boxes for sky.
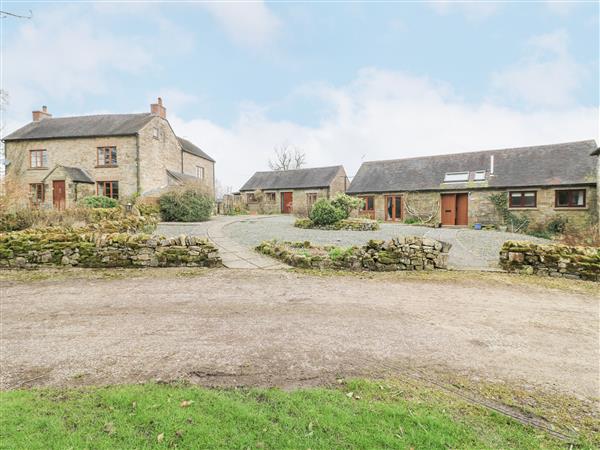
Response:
[1,1,599,191]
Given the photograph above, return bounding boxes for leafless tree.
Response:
[0,9,33,19]
[268,144,306,171]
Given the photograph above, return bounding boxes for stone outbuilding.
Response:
[239,165,348,215]
[347,140,598,228]
[3,98,216,209]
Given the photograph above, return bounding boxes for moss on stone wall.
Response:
[257,236,451,271]
[0,229,221,269]
[500,241,599,281]
[294,218,380,231]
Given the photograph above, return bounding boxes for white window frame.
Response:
[473,170,486,181]
[196,166,204,180]
[443,172,469,183]
[153,127,159,139]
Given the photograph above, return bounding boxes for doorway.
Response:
[281,192,293,214]
[385,195,402,221]
[441,193,468,226]
[53,180,66,210]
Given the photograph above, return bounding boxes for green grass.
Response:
[1,379,585,450]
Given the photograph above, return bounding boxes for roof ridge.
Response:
[253,165,343,174]
[42,112,152,120]
[362,140,597,165]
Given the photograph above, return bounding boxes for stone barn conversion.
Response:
[239,165,348,214]
[347,140,598,228]
[2,98,215,209]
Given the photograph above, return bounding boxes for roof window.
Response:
[473,170,486,181]
[443,172,469,183]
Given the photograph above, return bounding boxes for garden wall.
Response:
[0,230,221,269]
[500,241,599,281]
[257,236,451,271]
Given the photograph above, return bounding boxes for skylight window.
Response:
[443,172,469,183]
[473,170,486,181]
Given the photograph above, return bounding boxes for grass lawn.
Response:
[1,378,590,450]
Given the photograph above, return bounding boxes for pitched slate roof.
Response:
[3,113,155,141]
[347,140,598,194]
[592,147,600,156]
[43,165,94,183]
[177,137,215,162]
[240,166,344,191]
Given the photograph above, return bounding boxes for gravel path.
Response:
[1,269,597,398]
[219,215,548,270]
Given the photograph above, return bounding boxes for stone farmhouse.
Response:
[239,165,348,214]
[347,140,598,228]
[3,98,215,209]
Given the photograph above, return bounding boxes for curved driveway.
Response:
[157,215,548,270]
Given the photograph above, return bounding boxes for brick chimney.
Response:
[150,97,166,119]
[32,105,52,122]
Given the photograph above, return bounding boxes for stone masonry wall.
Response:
[353,186,597,228]
[500,241,599,281]
[245,188,330,215]
[257,236,451,271]
[0,231,221,269]
[5,135,138,208]
[181,151,215,198]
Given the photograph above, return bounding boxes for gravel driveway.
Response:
[1,269,597,398]
[219,215,548,270]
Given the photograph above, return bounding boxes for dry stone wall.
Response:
[257,236,451,271]
[0,231,221,269]
[500,241,599,281]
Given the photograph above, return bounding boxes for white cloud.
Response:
[170,68,598,189]
[491,30,587,107]
[544,1,578,16]
[428,1,500,21]
[200,1,281,49]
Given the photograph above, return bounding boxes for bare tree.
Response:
[268,144,306,171]
[0,9,33,19]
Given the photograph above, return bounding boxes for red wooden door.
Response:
[53,180,66,210]
[281,192,293,213]
[441,194,456,225]
[456,193,469,226]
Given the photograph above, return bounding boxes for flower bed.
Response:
[500,241,599,281]
[256,236,451,271]
[294,217,380,231]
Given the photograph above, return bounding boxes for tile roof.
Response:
[43,165,94,183]
[240,166,344,191]
[177,137,215,162]
[347,140,597,193]
[3,113,155,141]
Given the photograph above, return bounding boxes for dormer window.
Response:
[473,170,486,181]
[443,172,469,183]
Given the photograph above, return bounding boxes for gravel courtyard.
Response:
[1,269,597,399]
[158,215,548,270]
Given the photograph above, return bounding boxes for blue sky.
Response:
[2,1,598,190]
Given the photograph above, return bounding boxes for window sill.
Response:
[508,207,538,210]
[554,207,588,210]
[95,165,119,168]
[28,167,48,170]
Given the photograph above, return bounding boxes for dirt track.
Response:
[1,269,598,398]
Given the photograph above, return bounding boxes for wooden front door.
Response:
[385,195,402,221]
[455,193,469,226]
[53,180,66,210]
[281,192,293,214]
[441,193,468,226]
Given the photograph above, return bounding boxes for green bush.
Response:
[309,198,344,226]
[159,189,214,222]
[403,216,421,225]
[294,218,314,229]
[546,216,567,235]
[330,194,363,220]
[80,196,119,208]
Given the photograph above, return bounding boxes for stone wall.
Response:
[352,186,597,228]
[244,188,330,215]
[256,236,451,271]
[0,230,221,269]
[181,151,215,198]
[500,241,599,281]
[5,135,138,209]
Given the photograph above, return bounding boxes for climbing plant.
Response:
[489,193,529,232]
